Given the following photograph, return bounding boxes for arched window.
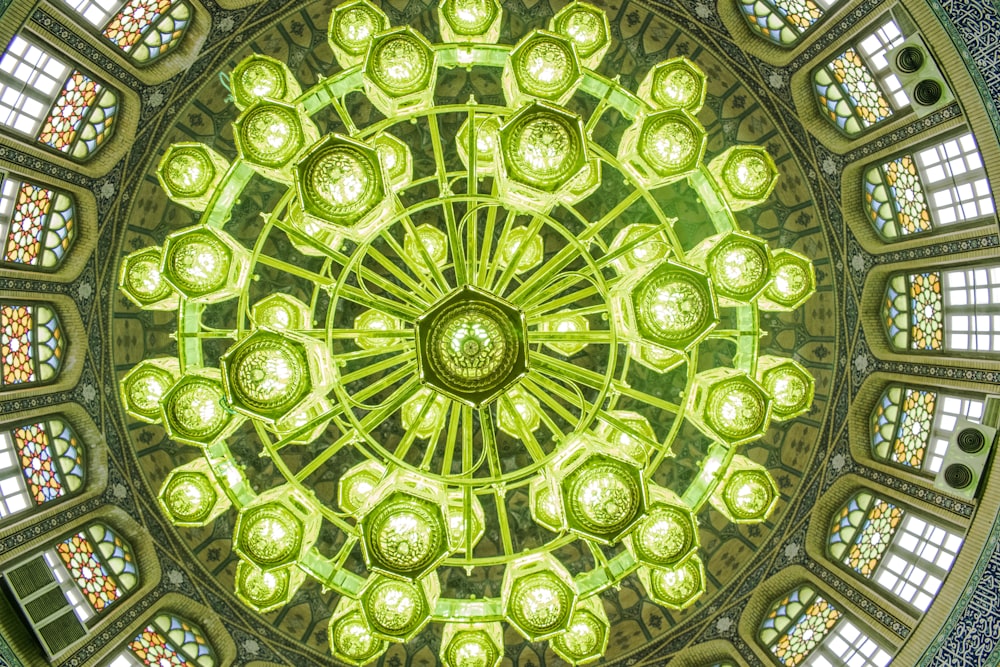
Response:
[740,0,843,46]
[882,264,1000,352]
[0,175,76,269]
[0,417,84,519]
[60,0,192,65]
[759,585,892,666]
[871,384,986,474]
[1,523,138,656]
[865,132,994,240]
[106,613,216,667]
[0,302,64,388]
[0,36,118,160]
[813,17,908,136]
[828,491,963,612]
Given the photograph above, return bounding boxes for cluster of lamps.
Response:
[117,1,816,664]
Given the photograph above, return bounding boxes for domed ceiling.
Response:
[6,0,992,664]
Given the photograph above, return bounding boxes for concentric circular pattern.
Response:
[163,378,229,441]
[161,148,213,196]
[241,506,301,565]
[565,459,642,535]
[369,34,432,93]
[366,497,444,574]
[724,150,773,198]
[227,336,308,414]
[366,579,426,634]
[506,113,581,188]
[163,232,228,294]
[117,5,819,664]
[705,379,769,441]
[300,144,380,221]
[509,573,573,634]
[425,301,519,392]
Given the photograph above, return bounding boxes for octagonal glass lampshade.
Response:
[118,246,179,310]
[550,596,610,665]
[363,26,438,115]
[708,145,780,211]
[759,248,816,311]
[160,368,243,447]
[328,598,388,666]
[235,560,306,613]
[438,0,503,44]
[502,553,578,641]
[549,1,611,68]
[120,357,179,424]
[503,30,583,107]
[687,368,773,446]
[158,458,231,527]
[709,455,779,523]
[157,143,231,211]
[637,56,707,112]
[233,487,320,571]
[235,99,319,183]
[440,622,504,667]
[359,574,440,641]
[637,555,706,610]
[230,54,300,109]
[328,0,389,68]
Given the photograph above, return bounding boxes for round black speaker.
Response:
[957,427,986,454]
[944,463,974,489]
[895,46,925,73]
[914,80,943,106]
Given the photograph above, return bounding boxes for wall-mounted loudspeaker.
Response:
[888,34,955,117]
[933,417,996,500]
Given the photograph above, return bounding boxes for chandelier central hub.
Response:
[416,285,528,407]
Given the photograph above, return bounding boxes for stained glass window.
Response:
[53,523,137,618]
[759,586,841,665]
[0,177,76,269]
[0,418,83,518]
[0,302,64,388]
[871,384,985,474]
[828,491,963,612]
[740,0,841,46]
[0,36,118,160]
[107,614,216,667]
[884,266,1000,352]
[62,0,191,65]
[813,18,908,136]
[759,585,891,666]
[865,133,993,240]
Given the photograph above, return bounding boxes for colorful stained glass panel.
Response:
[3,183,51,265]
[12,422,64,504]
[846,498,904,577]
[891,389,934,468]
[37,72,101,154]
[909,272,944,351]
[103,0,175,50]
[1,304,34,385]
[815,48,892,135]
[741,0,824,45]
[768,591,841,666]
[129,625,188,666]
[56,530,123,612]
[865,156,932,240]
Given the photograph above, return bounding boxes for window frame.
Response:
[59,0,193,67]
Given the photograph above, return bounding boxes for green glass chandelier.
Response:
[117,1,817,663]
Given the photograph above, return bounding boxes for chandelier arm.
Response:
[338,350,416,385]
[337,284,421,322]
[395,207,454,294]
[496,393,549,460]
[474,183,502,288]
[353,259,435,314]
[522,372,590,434]
[439,400,462,478]
[375,229,448,299]
[523,281,600,318]
[334,359,420,411]
[490,213,548,296]
[357,244,440,306]
[428,114,469,285]
[505,188,646,305]
[481,208,519,290]
[297,374,423,483]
